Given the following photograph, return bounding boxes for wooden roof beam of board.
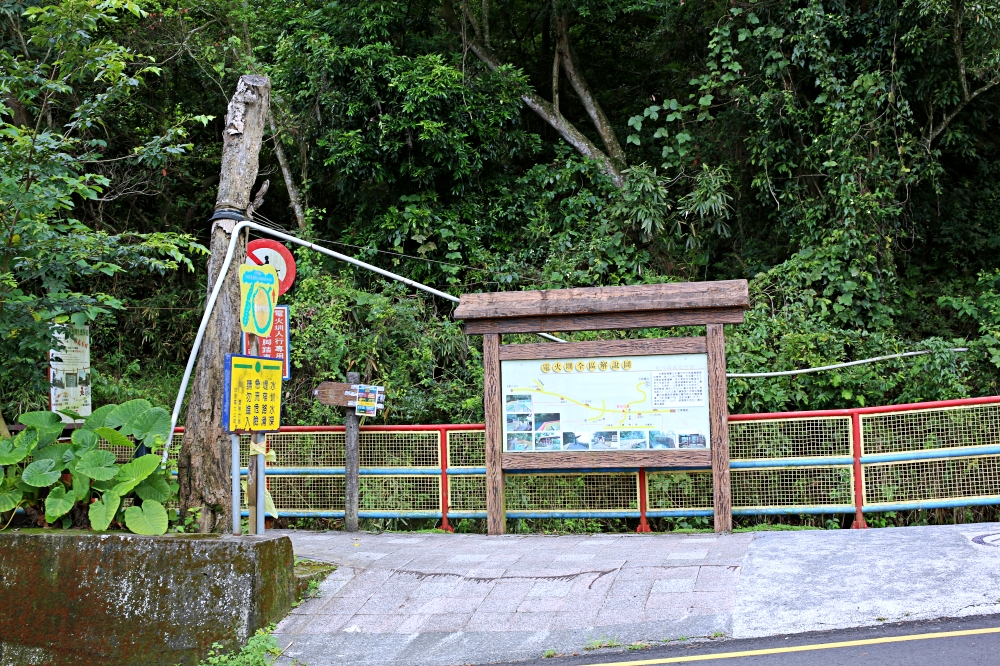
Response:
[454,280,749,320]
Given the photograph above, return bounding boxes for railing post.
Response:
[636,467,651,533]
[851,411,868,529]
[439,427,453,532]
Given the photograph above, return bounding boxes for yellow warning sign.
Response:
[239,264,279,337]
[224,355,283,432]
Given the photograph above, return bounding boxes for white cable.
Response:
[164,220,564,462]
[726,348,969,378]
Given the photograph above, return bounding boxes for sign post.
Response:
[312,379,385,530]
[453,281,749,535]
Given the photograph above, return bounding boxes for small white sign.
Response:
[50,325,91,422]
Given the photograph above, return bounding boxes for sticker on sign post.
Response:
[355,385,381,417]
[223,354,283,433]
[242,305,291,380]
[239,264,279,337]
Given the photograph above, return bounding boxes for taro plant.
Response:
[0,400,177,535]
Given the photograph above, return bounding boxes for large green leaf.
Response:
[124,500,168,535]
[94,427,134,450]
[71,428,98,453]
[131,407,171,447]
[44,485,75,523]
[18,412,64,448]
[84,404,116,430]
[134,473,171,502]
[105,400,151,433]
[17,411,61,429]
[32,444,72,472]
[88,491,120,531]
[0,486,22,513]
[76,450,118,481]
[72,472,91,502]
[112,454,161,495]
[22,459,61,487]
[0,430,37,465]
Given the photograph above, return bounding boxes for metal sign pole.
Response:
[231,434,241,536]
[345,371,360,532]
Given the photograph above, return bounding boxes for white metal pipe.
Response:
[726,348,969,378]
[165,219,565,463]
[255,451,265,534]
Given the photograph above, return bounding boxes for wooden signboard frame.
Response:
[454,280,749,536]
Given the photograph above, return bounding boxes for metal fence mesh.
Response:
[863,456,1000,504]
[255,476,346,512]
[729,417,852,459]
[505,473,638,512]
[447,430,487,467]
[860,404,1000,454]
[732,467,853,508]
[448,475,487,511]
[647,471,714,509]
[261,432,343,467]
[359,475,441,511]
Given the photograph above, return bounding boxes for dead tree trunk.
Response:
[179,75,271,533]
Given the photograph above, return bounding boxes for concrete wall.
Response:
[0,531,295,665]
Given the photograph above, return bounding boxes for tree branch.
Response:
[268,113,307,229]
[555,12,627,171]
[925,1,1000,148]
[441,0,622,185]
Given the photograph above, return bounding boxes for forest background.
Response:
[4,0,1000,432]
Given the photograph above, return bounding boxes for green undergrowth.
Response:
[193,626,297,666]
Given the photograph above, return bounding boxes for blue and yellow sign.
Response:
[223,354,283,433]
[239,264,279,337]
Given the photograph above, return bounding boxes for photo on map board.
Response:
[506,433,532,452]
[534,413,560,432]
[535,434,562,451]
[589,431,619,450]
[679,433,708,448]
[506,413,533,432]
[562,432,590,450]
[620,430,648,449]
[649,430,677,449]
[506,394,533,413]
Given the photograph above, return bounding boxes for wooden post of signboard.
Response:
[453,280,749,536]
[483,333,505,534]
[345,371,360,532]
[706,324,732,533]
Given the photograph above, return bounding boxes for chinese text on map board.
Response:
[501,353,710,453]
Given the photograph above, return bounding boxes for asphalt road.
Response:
[501,615,1000,666]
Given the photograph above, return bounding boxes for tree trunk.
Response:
[268,113,307,229]
[179,75,271,533]
[0,407,10,439]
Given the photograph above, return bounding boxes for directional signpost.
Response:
[313,379,385,531]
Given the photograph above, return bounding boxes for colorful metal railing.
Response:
[160,396,1000,528]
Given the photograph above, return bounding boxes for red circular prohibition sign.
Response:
[246,239,297,295]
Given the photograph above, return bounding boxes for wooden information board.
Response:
[454,280,749,535]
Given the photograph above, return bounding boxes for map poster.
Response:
[501,353,710,453]
[49,325,91,422]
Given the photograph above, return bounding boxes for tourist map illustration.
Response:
[501,353,711,453]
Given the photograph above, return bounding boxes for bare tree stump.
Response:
[179,75,271,533]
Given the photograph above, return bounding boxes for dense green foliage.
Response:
[0,400,176,533]
[3,0,1000,426]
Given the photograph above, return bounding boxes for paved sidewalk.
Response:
[273,523,1000,665]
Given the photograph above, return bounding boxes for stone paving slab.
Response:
[277,531,744,665]
[274,523,1000,666]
